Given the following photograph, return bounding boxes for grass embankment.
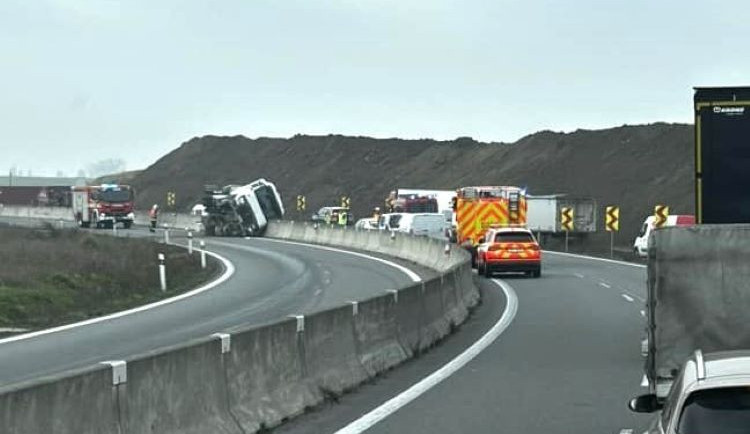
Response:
[0,225,220,330]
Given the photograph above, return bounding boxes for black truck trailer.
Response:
[694,86,750,223]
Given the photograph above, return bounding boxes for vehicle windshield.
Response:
[677,387,750,434]
[494,232,534,243]
[96,189,132,203]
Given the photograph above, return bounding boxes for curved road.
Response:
[276,252,653,433]
[0,234,435,388]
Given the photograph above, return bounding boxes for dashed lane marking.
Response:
[544,250,646,269]
[622,294,635,303]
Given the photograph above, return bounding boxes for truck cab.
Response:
[630,349,750,434]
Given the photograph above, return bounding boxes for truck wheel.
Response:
[532,268,541,278]
[123,221,132,229]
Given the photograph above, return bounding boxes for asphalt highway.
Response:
[0,230,435,388]
[275,252,653,433]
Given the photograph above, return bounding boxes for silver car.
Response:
[629,349,750,433]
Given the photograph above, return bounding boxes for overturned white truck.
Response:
[201,179,284,237]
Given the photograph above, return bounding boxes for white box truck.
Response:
[526,194,597,234]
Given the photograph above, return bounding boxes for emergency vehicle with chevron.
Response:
[455,186,541,277]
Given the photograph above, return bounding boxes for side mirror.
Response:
[628,394,662,413]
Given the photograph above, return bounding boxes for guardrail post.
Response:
[158,253,167,291]
[200,240,206,269]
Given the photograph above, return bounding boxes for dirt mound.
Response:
[131,123,693,250]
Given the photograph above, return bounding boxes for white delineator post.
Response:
[200,240,206,269]
[188,231,194,255]
[158,253,167,292]
[163,224,170,244]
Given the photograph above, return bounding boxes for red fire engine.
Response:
[71,184,135,229]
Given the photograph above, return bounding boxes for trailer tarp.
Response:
[648,225,750,380]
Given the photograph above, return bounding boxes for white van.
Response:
[633,214,695,257]
[384,213,448,240]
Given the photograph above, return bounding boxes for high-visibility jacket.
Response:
[338,212,348,226]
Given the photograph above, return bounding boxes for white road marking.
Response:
[620,429,634,434]
[641,375,649,387]
[599,282,612,289]
[259,238,422,282]
[640,310,646,317]
[0,328,29,335]
[333,279,518,434]
[0,248,235,345]
[574,272,585,278]
[544,250,646,269]
[622,294,635,302]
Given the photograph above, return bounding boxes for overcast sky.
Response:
[1,0,748,176]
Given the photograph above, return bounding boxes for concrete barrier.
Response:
[0,205,72,222]
[352,295,409,376]
[420,279,451,350]
[121,339,241,434]
[394,283,426,356]
[225,318,318,432]
[0,219,479,434]
[303,306,369,395]
[0,365,118,434]
[266,221,470,273]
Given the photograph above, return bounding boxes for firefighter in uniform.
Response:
[149,204,159,232]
